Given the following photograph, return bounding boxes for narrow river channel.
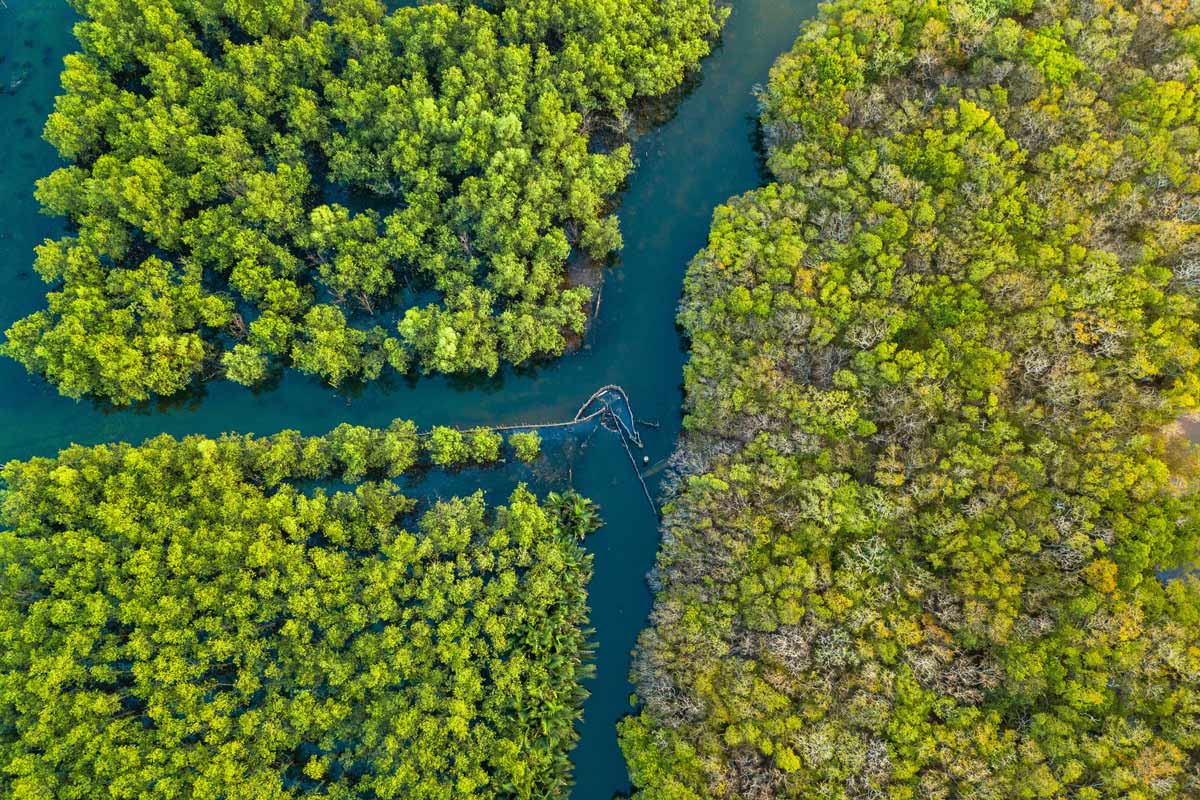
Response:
[0,1,817,795]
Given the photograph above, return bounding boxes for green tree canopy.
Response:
[509,430,542,463]
[0,426,601,799]
[621,0,1200,796]
[3,0,726,404]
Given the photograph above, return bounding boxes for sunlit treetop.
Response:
[2,0,727,404]
[620,0,1200,796]
[0,422,602,799]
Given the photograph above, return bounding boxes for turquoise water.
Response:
[0,1,817,796]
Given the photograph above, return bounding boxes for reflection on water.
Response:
[0,1,818,796]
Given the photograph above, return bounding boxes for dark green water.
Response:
[0,1,816,796]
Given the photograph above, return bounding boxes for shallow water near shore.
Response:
[0,1,818,795]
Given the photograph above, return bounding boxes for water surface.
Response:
[0,1,817,795]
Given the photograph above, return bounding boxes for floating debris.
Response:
[0,71,29,96]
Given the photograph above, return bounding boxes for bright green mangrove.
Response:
[0,424,600,799]
[3,0,726,404]
[621,0,1200,797]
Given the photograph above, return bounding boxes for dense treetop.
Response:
[620,0,1200,796]
[2,0,726,404]
[0,424,599,799]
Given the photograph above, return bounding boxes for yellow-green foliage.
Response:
[426,425,471,467]
[0,427,601,799]
[509,430,543,463]
[468,429,503,463]
[2,0,726,404]
[620,0,1200,796]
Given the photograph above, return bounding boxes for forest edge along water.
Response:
[0,0,819,797]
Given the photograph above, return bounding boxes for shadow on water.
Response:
[0,0,819,796]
